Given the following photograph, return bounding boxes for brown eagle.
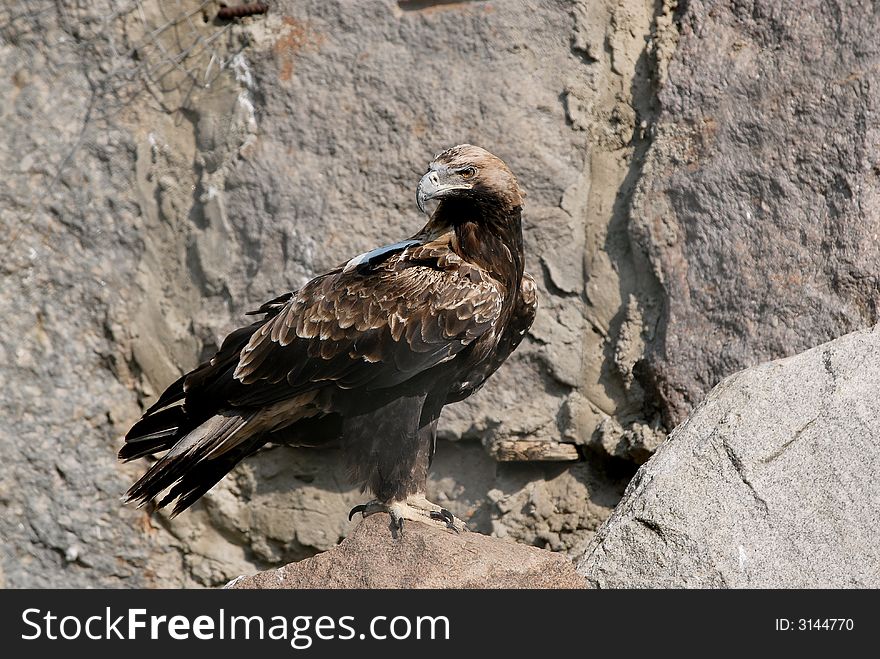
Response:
[120,145,537,533]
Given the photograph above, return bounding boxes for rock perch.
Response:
[227,516,586,589]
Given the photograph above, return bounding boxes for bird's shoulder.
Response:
[301,234,505,324]
[363,233,498,286]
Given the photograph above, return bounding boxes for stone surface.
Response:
[578,325,880,588]
[630,0,880,426]
[228,515,587,589]
[1,0,660,587]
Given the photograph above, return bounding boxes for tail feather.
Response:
[119,406,189,462]
[118,434,178,462]
[120,316,278,516]
[123,413,263,515]
[158,444,260,516]
[144,374,187,415]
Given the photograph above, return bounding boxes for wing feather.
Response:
[230,245,503,406]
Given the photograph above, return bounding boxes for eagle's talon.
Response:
[430,508,453,524]
[348,504,367,521]
[389,513,404,539]
[430,508,465,533]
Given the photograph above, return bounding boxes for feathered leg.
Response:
[344,394,467,535]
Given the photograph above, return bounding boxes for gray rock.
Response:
[1,0,659,586]
[630,0,880,426]
[578,325,880,588]
[227,514,587,589]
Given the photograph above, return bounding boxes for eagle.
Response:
[120,145,537,533]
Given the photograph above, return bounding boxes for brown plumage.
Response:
[120,144,537,530]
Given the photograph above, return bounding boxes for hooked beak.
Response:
[416,169,474,214]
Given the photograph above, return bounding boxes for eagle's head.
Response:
[417,144,523,215]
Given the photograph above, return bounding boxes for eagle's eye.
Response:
[459,166,477,180]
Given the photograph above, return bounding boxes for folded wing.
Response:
[227,246,505,407]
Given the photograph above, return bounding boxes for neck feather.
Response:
[422,198,524,289]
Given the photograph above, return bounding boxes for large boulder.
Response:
[630,0,880,426]
[227,515,586,589]
[578,325,880,588]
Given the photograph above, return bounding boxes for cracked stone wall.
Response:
[2,0,669,587]
[629,0,880,427]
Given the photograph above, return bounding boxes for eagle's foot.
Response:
[348,495,468,536]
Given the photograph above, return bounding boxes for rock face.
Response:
[578,325,880,588]
[1,0,660,587]
[228,515,586,589]
[630,0,880,426]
